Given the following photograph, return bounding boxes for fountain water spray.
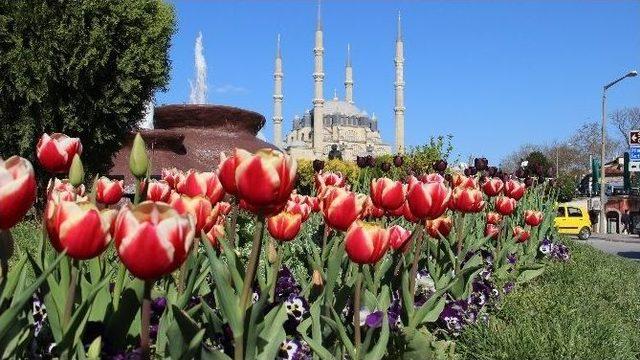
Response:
[189,31,208,104]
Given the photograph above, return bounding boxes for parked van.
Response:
[554,204,592,240]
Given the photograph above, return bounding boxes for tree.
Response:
[610,107,640,146]
[556,173,577,202]
[0,0,175,173]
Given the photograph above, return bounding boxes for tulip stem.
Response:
[321,225,330,259]
[408,226,425,295]
[268,242,283,302]
[62,260,79,330]
[455,213,466,274]
[228,200,239,247]
[140,280,152,360]
[236,216,266,360]
[353,266,363,359]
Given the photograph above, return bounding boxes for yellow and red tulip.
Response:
[524,210,544,227]
[161,168,182,189]
[36,133,83,173]
[315,171,347,194]
[0,156,37,230]
[344,221,390,264]
[285,200,312,222]
[320,186,366,231]
[217,151,239,196]
[481,178,504,197]
[370,177,405,211]
[426,217,453,239]
[495,196,517,216]
[504,179,526,200]
[170,195,213,234]
[486,211,503,225]
[406,174,451,220]
[46,199,116,260]
[485,223,500,239]
[96,177,124,205]
[113,201,195,280]
[449,187,485,213]
[267,211,303,242]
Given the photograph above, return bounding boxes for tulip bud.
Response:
[524,210,543,227]
[365,155,376,168]
[426,217,453,239]
[68,154,84,187]
[433,160,448,172]
[467,166,478,176]
[495,196,517,216]
[312,269,324,287]
[449,187,485,213]
[513,226,530,243]
[0,156,37,230]
[406,174,451,220]
[129,133,149,179]
[312,159,325,173]
[380,162,391,172]
[514,168,526,178]
[393,155,404,167]
[345,221,389,264]
[487,166,498,177]
[482,178,504,197]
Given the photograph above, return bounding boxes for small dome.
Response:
[323,99,364,117]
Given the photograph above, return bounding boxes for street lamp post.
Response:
[599,70,637,234]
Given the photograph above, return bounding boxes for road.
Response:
[581,233,640,260]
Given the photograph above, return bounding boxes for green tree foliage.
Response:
[556,173,577,202]
[526,151,553,175]
[0,0,175,173]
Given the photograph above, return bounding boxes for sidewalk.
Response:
[589,233,640,244]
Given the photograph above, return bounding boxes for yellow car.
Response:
[554,204,592,239]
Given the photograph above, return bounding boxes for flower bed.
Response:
[0,132,565,359]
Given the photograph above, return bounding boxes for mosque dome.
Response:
[323,99,364,117]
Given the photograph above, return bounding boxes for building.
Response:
[272,5,404,161]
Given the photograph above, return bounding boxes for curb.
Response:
[586,236,640,245]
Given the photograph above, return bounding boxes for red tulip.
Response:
[315,171,347,194]
[524,210,543,227]
[212,201,232,220]
[449,187,484,213]
[495,196,517,216]
[426,217,453,239]
[406,175,451,220]
[170,195,213,234]
[205,222,226,248]
[485,223,500,239]
[451,173,468,187]
[361,196,385,219]
[486,212,503,225]
[345,221,390,264]
[285,200,311,222]
[0,156,37,230]
[147,180,172,202]
[482,178,504,197]
[267,211,303,242]
[233,149,297,215]
[176,170,225,204]
[388,225,412,251]
[512,226,530,243]
[504,179,526,200]
[370,177,406,211]
[46,199,116,259]
[96,177,124,205]
[161,168,183,189]
[320,186,366,231]
[217,152,239,195]
[113,201,195,280]
[36,133,83,173]
[48,178,86,202]
[456,177,478,190]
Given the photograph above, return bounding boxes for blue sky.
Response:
[157,1,640,164]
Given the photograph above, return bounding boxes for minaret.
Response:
[312,1,325,156]
[345,44,354,104]
[394,12,405,154]
[273,34,284,148]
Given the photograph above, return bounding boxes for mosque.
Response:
[271,5,405,161]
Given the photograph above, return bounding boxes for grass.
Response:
[457,240,640,360]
